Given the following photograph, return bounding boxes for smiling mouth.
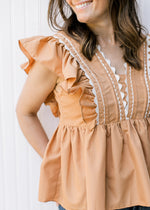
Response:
[75,1,93,10]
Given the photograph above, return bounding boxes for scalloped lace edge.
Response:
[147,35,150,81]
[144,36,150,117]
[97,45,128,109]
[96,45,131,120]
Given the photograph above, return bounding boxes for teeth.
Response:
[76,2,92,9]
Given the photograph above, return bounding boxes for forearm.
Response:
[16,112,49,159]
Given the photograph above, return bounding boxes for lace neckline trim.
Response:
[97,44,127,77]
[96,44,129,120]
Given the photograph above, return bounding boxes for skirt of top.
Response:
[58,204,150,210]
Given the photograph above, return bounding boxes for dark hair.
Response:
[47,0,148,70]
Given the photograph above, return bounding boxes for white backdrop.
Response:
[0,1,149,210]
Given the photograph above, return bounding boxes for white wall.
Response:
[0,1,149,210]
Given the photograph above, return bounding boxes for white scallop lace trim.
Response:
[124,74,129,119]
[147,34,150,81]
[144,39,150,118]
[96,53,122,120]
[128,66,134,119]
[147,35,150,117]
[119,74,129,119]
[53,33,102,125]
[97,44,128,120]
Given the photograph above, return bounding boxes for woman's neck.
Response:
[87,14,115,46]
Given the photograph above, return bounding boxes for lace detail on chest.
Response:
[96,44,132,120]
[144,34,150,118]
[147,35,150,81]
[118,74,128,115]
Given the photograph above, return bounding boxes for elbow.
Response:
[15,104,37,118]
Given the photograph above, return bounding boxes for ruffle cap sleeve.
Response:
[18,34,80,90]
[60,46,82,93]
[18,35,64,78]
[18,34,81,116]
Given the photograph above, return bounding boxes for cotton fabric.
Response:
[58,204,150,210]
[18,30,150,210]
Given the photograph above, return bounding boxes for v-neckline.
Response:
[97,44,127,76]
[96,44,131,120]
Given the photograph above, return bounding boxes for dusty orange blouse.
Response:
[18,30,150,210]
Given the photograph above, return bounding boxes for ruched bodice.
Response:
[18,30,150,210]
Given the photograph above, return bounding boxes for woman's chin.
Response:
[76,15,91,24]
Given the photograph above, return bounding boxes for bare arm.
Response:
[16,61,58,159]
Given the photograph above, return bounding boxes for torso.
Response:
[52,30,148,125]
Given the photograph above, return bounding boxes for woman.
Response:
[16,0,150,210]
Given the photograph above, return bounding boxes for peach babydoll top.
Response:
[18,30,150,210]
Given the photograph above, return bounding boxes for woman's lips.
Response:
[74,0,93,6]
[75,1,93,10]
